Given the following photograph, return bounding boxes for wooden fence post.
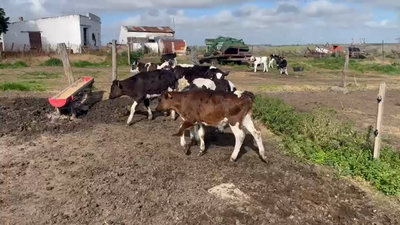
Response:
[171,42,175,54]
[127,42,131,65]
[112,39,118,81]
[339,50,349,87]
[57,43,75,84]
[381,40,384,60]
[373,82,386,159]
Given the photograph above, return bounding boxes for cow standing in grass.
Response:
[250,56,268,73]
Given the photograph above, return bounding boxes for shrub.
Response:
[43,58,63,67]
[253,96,400,195]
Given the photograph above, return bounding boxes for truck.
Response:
[198,36,253,65]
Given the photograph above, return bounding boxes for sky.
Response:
[0,0,399,45]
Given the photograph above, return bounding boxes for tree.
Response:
[0,8,10,36]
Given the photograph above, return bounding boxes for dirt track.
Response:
[1,96,400,224]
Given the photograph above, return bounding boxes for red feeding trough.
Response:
[49,76,94,108]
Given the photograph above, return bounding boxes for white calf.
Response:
[250,56,268,73]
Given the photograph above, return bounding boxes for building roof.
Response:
[10,13,100,24]
[124,26,175,34]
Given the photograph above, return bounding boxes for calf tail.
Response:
[240,91,255,102]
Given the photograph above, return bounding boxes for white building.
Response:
[118,26,175,45]
[0,13,101,53]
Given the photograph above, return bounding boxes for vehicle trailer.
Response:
[198,36,253,66]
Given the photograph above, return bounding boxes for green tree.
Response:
[0,8,10,35]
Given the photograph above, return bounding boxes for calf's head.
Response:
[109,80,123,99]
[249,56,256,62]
[156,92,175,112]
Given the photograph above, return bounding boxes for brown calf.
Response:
[155,89,266,162]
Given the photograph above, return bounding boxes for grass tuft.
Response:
[0,81,46,91]
[0,61,29,69]
[43,58,63,67]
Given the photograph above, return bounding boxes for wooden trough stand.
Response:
[48,76,94,117]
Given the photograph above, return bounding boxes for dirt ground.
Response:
[2,63,400,224]
[1,94,400,225]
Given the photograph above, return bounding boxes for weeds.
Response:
[0,61,29,69]
[301,57,400,76]
[72,61,106,68]
[22,71,60,79]
[0,81,46,91]
[253,96,400,195]
[43,58,63,67]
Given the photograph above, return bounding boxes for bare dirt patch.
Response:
[1,96,400,224]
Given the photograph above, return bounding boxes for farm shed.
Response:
[118,26,175,45]
[157,38,187,55]
[0,13,101,54]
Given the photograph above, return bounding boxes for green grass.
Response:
[43,58,63,67]
[300,57,400,75]
[0,81,46,91]
[72,61,107,68]
[22,71,61,79]
[0,61,29,69]
[253,96,400,196]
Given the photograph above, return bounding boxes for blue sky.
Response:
[1,0,399,45]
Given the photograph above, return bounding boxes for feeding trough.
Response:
[49,77,94,114]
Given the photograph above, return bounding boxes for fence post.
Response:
[127,43,131,65]
[171,42,175,54]
[339,50,349,87]
[381,40,384,60]
[57,43,75,84]
[373,82,386,159]
[112,39,118,81]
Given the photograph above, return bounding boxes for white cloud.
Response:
[1,0,399,44]
[365,20,398,28]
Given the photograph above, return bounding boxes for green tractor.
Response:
[198,36,253,66]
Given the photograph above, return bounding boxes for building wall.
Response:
[118,26,174,44]
[79,14,102,51]
[2,14,101,53]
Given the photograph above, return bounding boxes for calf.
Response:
[131,60,171,73]
[155,89,266,162]
[249,56,268,73]
[109,70,177,125]
[269,54,281,68]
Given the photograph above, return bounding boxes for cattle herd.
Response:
[109,53,281,162]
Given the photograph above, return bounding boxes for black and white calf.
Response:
[109,70,177,125]
[250,56,268,73]
[269,54,281,68]
[130,60,171,73]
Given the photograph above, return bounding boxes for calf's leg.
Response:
[229,122,246,162]
[127,101,138,126]
[144,98,152,120]
[197,124,206,156]
[254,63,258,73]
[178,122,196,155]
[173,121,194,137]
[242,113,267,162]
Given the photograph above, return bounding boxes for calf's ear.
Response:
[224,71,230,76]
[167,93,173,99]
